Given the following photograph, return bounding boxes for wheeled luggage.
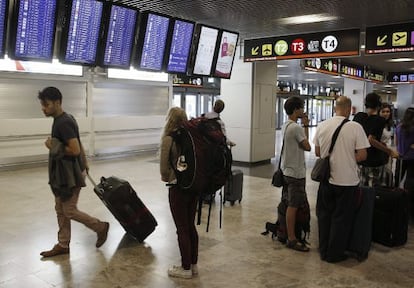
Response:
[223,169,243,205]
[372,159,409,247]
[372,186,408,247]
[347,186,375,261]
[87,175,157,242]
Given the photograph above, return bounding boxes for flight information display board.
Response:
[166,19,194,74]
[0,0,7,58]
[137,12,171,71]
[192,25,219,76]
[102,4,138,68]
[213,30,239,78]
[11,0,58,61]
[61,0,104,65]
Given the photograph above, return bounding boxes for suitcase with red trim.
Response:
[88,175,157,242]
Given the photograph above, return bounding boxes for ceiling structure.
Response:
[117,0,414,89]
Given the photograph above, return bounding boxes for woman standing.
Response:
[160,107,198,279]
[379,103,397,177]
[395,107,414,219]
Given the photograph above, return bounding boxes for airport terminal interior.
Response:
[1,132,414,288]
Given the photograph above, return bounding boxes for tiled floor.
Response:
[1,138,414,287]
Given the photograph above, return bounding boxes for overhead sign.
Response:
[366,22,414,54]
[388,72,414,83]
[303,58,339,75]
[340,61,364,80]
[365,68,385,82]
[244,29,360,61]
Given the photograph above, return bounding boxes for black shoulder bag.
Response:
[311,118,349,182]
[272,122,292,187]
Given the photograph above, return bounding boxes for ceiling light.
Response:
[277,64,288,68]
[387,58,414,62]
[277,75,291,78]
[331,75,342,78]
[277,13,338,25]
[305,79,317,81]
[360,44,366,49]
[327,82,338,85]
[304,71,317,74]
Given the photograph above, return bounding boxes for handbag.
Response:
[272,122,293,187]
[311,118,349,182]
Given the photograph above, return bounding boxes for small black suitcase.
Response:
[223,169,243,205]
[88,174,157,242]
[372,186,408,247]
[347,186,375,261]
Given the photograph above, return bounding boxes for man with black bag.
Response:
[313,96,369,263]
[280,97,311,252]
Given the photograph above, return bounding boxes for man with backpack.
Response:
[204,99,236,147]
[280,97,311,252]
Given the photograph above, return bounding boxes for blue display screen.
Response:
[14,0,57,60]
[64,0,103,64]
[139,13,170,71]
[103,5,138,68]
[0,0,6,58]
[167,20,194,73]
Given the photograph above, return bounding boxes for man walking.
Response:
[38,87,109,257]
[313,96,369,262]
[281,96,311,252]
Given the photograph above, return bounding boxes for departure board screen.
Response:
[213,30,239,79]
[103,4,138,68]
[12,0,58,61]
[138,12,170,71]
[63,0,103,65]
[192,25,219,76]
[0,0,7,58]
[166,19,194,74]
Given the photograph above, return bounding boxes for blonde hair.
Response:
[163,107,188,136]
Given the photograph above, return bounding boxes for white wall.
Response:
[396,85,414,116]
[343,77,366,114]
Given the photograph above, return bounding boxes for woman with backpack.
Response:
[160,107,199,279]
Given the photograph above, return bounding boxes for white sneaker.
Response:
[168,265,192,279]
[191,264,198,275]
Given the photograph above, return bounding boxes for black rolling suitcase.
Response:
[372,159,409,247]
[87,174,157,242]
[372,186,408,247]
[223,169,243,205]
[347,186,375,261]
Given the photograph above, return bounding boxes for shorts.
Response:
[282,176,307,208]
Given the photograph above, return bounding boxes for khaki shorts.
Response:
[282,176,307,208]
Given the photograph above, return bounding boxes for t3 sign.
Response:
[244,29,360,62]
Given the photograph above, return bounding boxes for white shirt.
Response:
[313,116,370,186]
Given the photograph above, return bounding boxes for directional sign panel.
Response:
[244,29,360,62]
[388,72,414,83]
[303,58,339,75]
[366,22,414,54]
[340,61,364,80]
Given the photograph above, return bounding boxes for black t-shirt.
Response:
[353,112,386,167]
[51,112,84,168]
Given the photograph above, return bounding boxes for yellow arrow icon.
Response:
[377,35,387,46]
[251,46,259,55]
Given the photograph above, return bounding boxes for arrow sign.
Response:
[251,46,259,55]
[377,35,387,46]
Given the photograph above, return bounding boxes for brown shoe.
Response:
[40,244,69,257]
[96,222,109,248]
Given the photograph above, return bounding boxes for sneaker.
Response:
[40,244,69,257]
[168,265,192,279]
[191,264,198,275]
[96,222,109,248]
[286,239,309,252]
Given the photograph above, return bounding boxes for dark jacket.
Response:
[48,138,86,200]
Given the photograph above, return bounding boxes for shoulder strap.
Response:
[328,118,349,154]
[278,122,293,168]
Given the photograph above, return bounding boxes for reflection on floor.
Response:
[0,151,413,287]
